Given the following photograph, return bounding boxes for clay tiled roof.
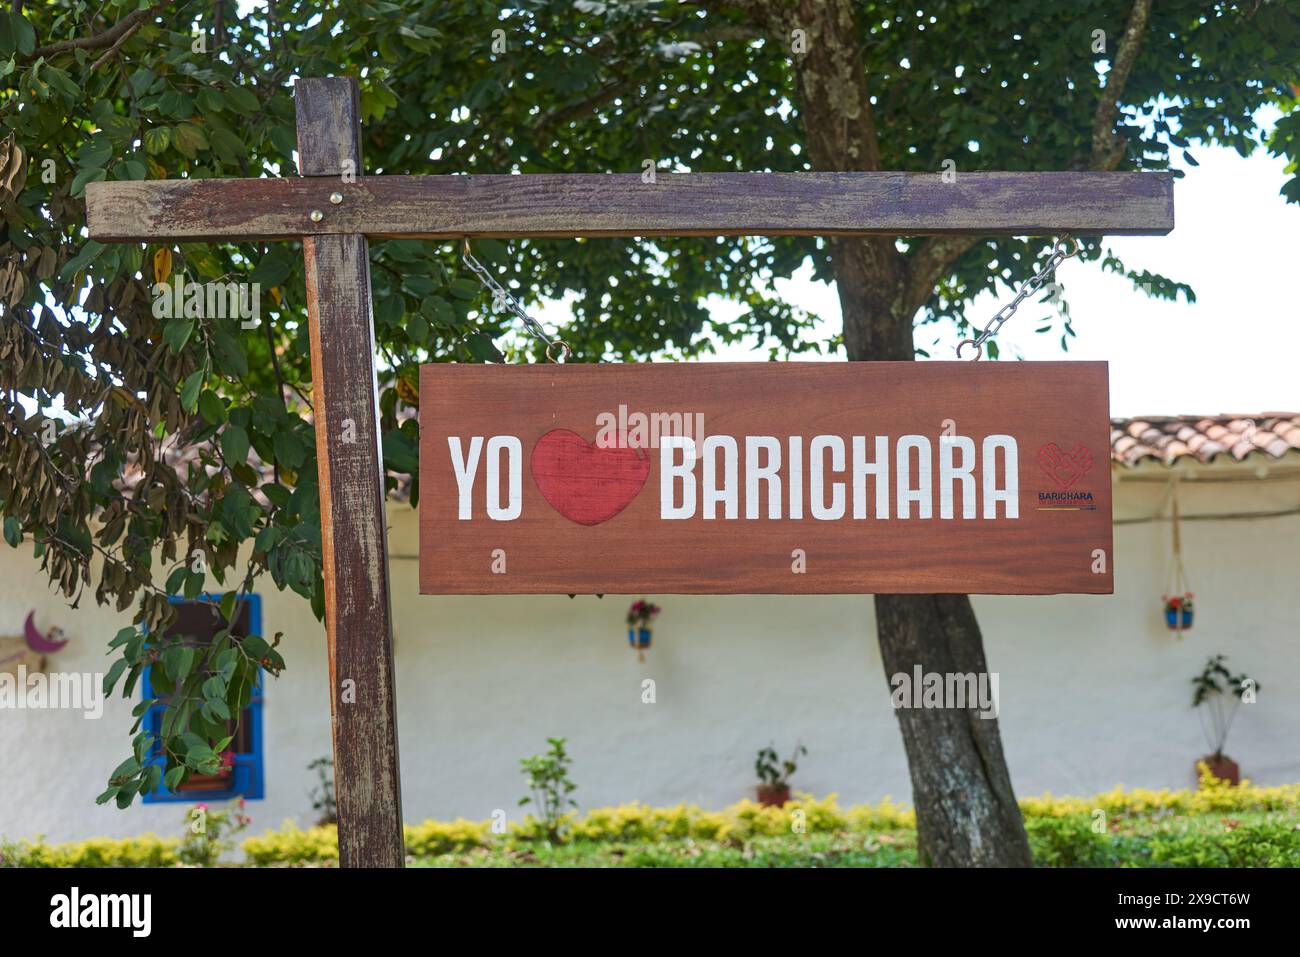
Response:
[1111,414,1300,467]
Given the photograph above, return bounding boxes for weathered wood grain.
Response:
[297,76,405,869]
[418,362,1114,595]
[86,170,1175,242]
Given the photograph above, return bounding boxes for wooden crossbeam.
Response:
[85,170,1174,243]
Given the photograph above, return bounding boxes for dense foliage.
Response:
[1,1,1296,807]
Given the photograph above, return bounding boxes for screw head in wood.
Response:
[329,192,344,205]
[310,210,324,223]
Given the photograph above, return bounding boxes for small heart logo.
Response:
[531,429,650,526]
[1037,442,1094,489]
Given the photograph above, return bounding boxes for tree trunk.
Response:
[774,0,1034,866]
[835,248,1034,866]
[832,245,1034,868]
[873,596,1032,866]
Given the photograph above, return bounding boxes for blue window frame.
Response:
[142,593,265,803]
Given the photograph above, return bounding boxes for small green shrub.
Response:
[241,823,339,866]
[1026,816,1120,867]
[2,835,178,868]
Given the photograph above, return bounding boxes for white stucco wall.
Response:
[1,461,1297,844]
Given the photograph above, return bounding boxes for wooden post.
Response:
[295,76,405,867]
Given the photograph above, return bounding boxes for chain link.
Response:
[956,236,1080,360]
[462,239,571,362]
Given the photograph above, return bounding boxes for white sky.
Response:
[549,139,1296,419]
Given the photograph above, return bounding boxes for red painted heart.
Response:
[1037,442,1094,489]
[530,429,650,526]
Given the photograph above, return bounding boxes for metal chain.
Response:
[956,236,1081,360]
[462,239,571,362]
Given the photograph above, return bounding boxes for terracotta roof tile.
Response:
[1110,414,1300,467]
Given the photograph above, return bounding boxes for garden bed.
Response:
[6,774,1298,868]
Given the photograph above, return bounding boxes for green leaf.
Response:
[273,429,306,469]
[180,370,204,412]
[175,645,196,684]
[198,389,227,426]
[224,86,260,115]
[164,766,186,791]
[261,483,291,508]
[102,658,128,696]
[402,274,437,297]
[250,247,293,285]
[466,333,504,363]
[2,515,20,547]
[407,310,429,344]
[254,525,283,552]
[210,328,249,378]
[381,430,419,474]
[76,136,114,170]
[172,123,208,159]
[241,634,270,661]
[70,166,108,197]
[219,590,238,623]
[12,12,35,56]
[162,315,195,354]
[221,423,251,466]
[196,87,225,114]
[209,127,247,164]
[450,278,480,300]
[110,756,141,780]
[422,296,456,328]
[143,126,171,155]
[162,645,186,681]
[165,564,188,595]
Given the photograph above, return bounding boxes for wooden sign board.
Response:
[418,362,1112,595]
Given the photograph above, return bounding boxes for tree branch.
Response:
[902,235,981,319]
[29,5,158,60]
[906,0,1155,315]
[88,19,143,72]
[1091,0,1154,170]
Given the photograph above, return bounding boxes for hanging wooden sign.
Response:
[418,361,1112,595]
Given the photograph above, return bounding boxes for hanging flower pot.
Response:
[1163,592,1194,631]
[625,599,661,663]
[1162,484,1195,637]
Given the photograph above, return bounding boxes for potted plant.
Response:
[754,742,807,807]
[1163,592,1194,631]
[626,599,660,661]
[1191,654,1258,786]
